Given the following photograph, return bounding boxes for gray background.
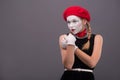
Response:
[0,0,120,80]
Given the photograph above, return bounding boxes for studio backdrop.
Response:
[0,0,120,80]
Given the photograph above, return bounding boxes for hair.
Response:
[82,21,91,50]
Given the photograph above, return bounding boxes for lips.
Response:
[71,29,75,32]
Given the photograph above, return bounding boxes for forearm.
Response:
[59,33,77,69]
[63,45,75,69]
[75,35,103,68]
[75,48,96,68]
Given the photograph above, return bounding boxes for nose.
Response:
[69,23,75,28]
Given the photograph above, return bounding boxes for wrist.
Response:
[67,45,75,53]
[74,46,78,53]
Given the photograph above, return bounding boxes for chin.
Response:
[73,32,78,35]
[71,32,76,35]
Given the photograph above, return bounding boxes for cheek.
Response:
[77,22,82,27]
[74,23,82,30]
[76,23,83,31]
[67,25,71,29]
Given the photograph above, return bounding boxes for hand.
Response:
[60,35,67,49]
[60,33,78,50]
[66,33,76,46]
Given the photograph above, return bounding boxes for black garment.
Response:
[60,34,96,80]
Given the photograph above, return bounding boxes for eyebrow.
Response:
[67,19,79,21]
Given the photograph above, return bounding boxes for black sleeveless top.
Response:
[72,34,96,70]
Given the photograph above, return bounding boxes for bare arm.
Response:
[59,34,75,69]
[75,34,103,68]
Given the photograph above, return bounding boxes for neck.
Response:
[75,28,87,39]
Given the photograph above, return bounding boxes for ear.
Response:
[82,19,87,25]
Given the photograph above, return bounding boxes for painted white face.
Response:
[67,15,83,34]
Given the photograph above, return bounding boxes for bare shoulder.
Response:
[94,34,103,43]
[95,34,103,40]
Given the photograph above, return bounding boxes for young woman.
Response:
[59,6,103,80]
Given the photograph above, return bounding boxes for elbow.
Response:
[62,61,73,70]
[88,61,97,68]
[64,64,73,70]
[89,64,96,68]
[88,57,100,68]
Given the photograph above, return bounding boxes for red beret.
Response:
[63,6,91,22]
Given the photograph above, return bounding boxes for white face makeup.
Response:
[67,15,83,34]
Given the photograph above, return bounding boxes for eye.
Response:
[67,21,70,24]
[72,20,78,23]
